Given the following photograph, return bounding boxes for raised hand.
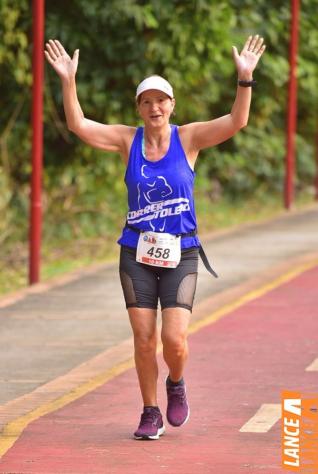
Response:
[232,35,266,80]
[44,39,79,81]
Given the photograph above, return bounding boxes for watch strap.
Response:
[238,79,257,88]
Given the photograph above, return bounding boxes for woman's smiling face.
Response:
[137,89,175,127]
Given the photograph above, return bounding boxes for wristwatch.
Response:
[238,79,257,87]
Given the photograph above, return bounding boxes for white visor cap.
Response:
[136,75,174,100]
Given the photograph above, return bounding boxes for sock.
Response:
[144,405,160,412]
[167,375,184,386]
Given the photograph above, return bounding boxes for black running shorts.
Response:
[119,245,199,312]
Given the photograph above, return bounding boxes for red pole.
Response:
[284,0,300,209]
[29,0,45,284]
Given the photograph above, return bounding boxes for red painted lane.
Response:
[1,266,318,473]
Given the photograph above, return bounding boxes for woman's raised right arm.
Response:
[45,39,134,158]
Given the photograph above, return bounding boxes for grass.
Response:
[196,191,310,231]
[0,189,316,297]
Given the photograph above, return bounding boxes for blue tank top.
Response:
[117,124,200,249]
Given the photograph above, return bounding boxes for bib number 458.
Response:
[136,231,181,268]
[147,247,170,259]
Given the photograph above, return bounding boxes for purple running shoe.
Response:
[134,407,165,440]
[166,376,190,427]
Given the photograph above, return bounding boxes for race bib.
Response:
[136,231,181,268]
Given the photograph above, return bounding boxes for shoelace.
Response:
[167,385,186,404]
[140,411,159,426]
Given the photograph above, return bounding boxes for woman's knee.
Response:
[134,331,157,353]
[128,307,157,353]
[161,331,187,354]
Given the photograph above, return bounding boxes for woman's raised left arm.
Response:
[180,35,266,155]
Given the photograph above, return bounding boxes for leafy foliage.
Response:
[0,0,317,249]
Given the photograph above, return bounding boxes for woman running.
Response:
[45,34,265,440]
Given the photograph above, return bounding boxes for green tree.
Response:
[1,0,317,249]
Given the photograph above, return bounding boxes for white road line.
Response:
[239,404,281,433]
[305,358,318,371]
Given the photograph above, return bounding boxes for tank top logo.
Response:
[127,165,190,231]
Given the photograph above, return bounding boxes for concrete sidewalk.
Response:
[0,205,317,409]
